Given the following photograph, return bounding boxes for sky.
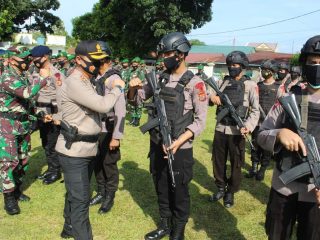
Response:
[54,0,320,53]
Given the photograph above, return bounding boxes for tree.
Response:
[190,39,206,46]
[72,0,214,57]
[290,53,300,66]
[0,0,61,40]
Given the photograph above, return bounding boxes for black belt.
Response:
[60,130,99,143]
[0,112,29,121]
[36,102,53,108]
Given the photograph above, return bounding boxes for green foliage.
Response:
[0,108,271,240]
[72,0,214,57]
[290,53,300,66]
[0,0,61,40]
[190,39,206,46]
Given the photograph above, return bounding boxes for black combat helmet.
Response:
[260,59,278,72]
[226,51,249,68]
[299,35,320,64]
[157,32,191,54]
[291,66,301,75]
[277,62,290,71]
[97,41,112,57]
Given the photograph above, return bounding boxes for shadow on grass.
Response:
[119,160,158,224]
[22,146,46,192]
[190,183,246,240]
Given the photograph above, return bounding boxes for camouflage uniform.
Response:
[0,66,47,193]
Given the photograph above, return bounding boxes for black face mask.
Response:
[290,73,300,81]
[163,55,180,72]
[33,57,46,69]
[14,58,30,72]
[261,69,273,80]
[304,64,320,88]
[81,58,100,76]
[132,65,138,71]
[277,71,287,80]
[228,66,242,78]
[58,61,65,68]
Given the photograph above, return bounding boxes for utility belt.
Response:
[60,121,99,149]
[36,102,58,114]
[0,112,29,122]
[220,117,238,126]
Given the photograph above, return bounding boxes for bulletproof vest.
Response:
[149,70,194,141]
[276,86,320,183]
[95,69,121,96]
[258,81,281,116]
[216,76,248,125]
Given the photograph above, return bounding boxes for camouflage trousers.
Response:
[129,104,143,119]
[0,133,31,193]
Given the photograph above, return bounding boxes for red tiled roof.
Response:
[248,51,293,64]
[186,53,224,63]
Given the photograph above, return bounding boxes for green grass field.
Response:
[0,107,273,240]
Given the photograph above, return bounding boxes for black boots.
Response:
[42,171,61,185]
[256,166,267,181]
[170,221,186,240]
[223,191,234,208]
[60,223,73,239]
[3,192,20,215]
[90,192,105,206]
[98,192,115,214]
[145,217,171,240]
[209,188,225,202]
[246,162,258,178]
[14,181,30,202]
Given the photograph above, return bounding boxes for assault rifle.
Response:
[278,94,320,188]
[139,70,176,189]
[205,77,255,150]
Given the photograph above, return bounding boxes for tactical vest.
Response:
[95,69,121,96]
[148,70,194,142]
[258,81,281,118]
[276,86,320,183]
[216,76,248,125]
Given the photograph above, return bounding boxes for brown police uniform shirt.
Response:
[55,68,122,157]
[134,70,208,149]
[97,70,126,139]
[208,77,260,135]
[257,91,320,202]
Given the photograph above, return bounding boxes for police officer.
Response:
[277,61,291,91]
[209,51,260,208]
[128,32,207,240]
[246,59,284,181]
[89,41,126,214]
[30,45,65,185]
[287,65,304,90]
[55,40,125,240]
[0,51,49,215]
[257,35,320,240]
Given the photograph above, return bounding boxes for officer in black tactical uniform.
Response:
[258,35,320,240]
[128,32,208,240]
[209,51,260,208]
[277,61,291,91]
[247,59,284,181]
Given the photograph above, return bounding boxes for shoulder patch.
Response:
[195,81,207,102]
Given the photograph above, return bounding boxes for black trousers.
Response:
[94,132,121,195]
[59,154,95,240]
[212,131,245,193]
[251,126,272,167]
[265,188,320,240]
[39,121,60,172]
[149,141,194,223]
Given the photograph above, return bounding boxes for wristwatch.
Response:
[114,85,124,93]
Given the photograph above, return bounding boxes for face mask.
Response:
[14,58,30,72]
[132,65,138,71]
[80,58,100,76]
[228,66,242,78]
[163,55,180,72]
[33,57,46,69]
[58,61,65,68]
[304,64,320,88]
[290,73,300,81]
[277,71,287,80]
[261,69,273,80]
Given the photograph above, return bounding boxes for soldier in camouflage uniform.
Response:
[128,57,145,126]
[0,50,8,75]
[120,58,131,90]
[57,51,70,76]
[0,51,49,215]
[195,64,208,81]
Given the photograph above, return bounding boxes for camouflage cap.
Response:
[67,54,76,61]
[140,60,145,64]
[131,57,141,63]
[121,58,129,63]
[57,51,68,58]
[198,64,204,70]
[16,50,31,59]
